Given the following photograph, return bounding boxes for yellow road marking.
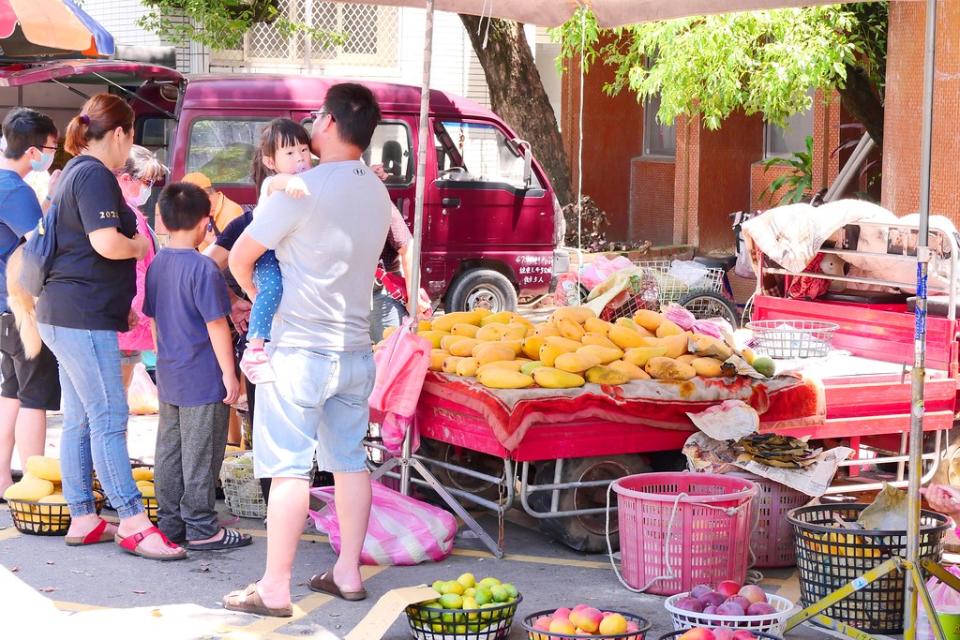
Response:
[451,547,612,570]
[237,527,328,544]
[54,600,107,611]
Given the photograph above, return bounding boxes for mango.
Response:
[474,308,493,319]
[417,331,448,349]
[138,482,156,498]
[38,493,67,505]
[25,456,61,482]
[553,306,596,324]
[442,356,466,374]
[581,333,619,349]
[584,317,613,336]
[660,333,690,359]
[480,311,515,326]
[474,342,517,365]
[677,354,698,365]
[418,320,434,332]
[520,360,545,376]
[477,361,524,376]
[633,309,663,331]
[449,338,481,357]
[623,346,668,367]
[608,325,648,350]
[534,323,561,338]
[521,336,545,360]
[585,366,631,385]
[576,344,624,365]
[608,359,650,380]
[476,324,509,342]
[544,336,582,353]
[656,319,684,337]
[3,473,54,501]
[440,334,462,351]
[691,357,724,378]
[688,333,734,360]
[456,357,479,377]
[476,368,534,390]
[432,311,483,333]
[556,318,586,341]
[499,340,524,357]
[539,343,564,367]
[429,349,449,371]
[451,323,480,338]
[752,356,776,378]
[532,367,585,389]
[645,356,697,380]
[131,467,154,482]
[554,352,602,374]
[741,348,758,366]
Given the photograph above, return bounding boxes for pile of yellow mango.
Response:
[384,305,750,390]
[808,531,881,558]
[3,456,96,532]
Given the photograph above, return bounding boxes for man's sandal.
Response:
[187,528,252,551]
[115,526,187,561]
[223,583,292,618]
[65,518,114,546]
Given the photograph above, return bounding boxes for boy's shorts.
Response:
[253,346,375,478]
[0,313,60,410]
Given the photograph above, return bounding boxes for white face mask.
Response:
[135,185,152,207]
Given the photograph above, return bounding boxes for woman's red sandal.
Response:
[65,518,114,546]
[115,526,187,561]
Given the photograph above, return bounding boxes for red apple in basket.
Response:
[675,597,705,613]
[738,585,768,605]
[690,584,713,600]
[716,602,746,617]
[712,627,735,640]
[679,628,716,640]
[699,592,726,608]
[717,581,742,598]
[725,596,752,613]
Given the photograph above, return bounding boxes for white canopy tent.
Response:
[364,3,938,635]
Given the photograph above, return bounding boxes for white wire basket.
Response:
[220,452,266,518]
[600,260,725,322]
[664,592,796,635]
[747,320,839,359]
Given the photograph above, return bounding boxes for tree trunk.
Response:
[839,64,884,149]
[459,15,573,206]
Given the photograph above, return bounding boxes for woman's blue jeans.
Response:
[38,323,143,519]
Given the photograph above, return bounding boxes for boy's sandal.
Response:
[187,528,252,551]
[65,518,114,546]
[115,526,187,561]
[308,570,367,601]
[223,583,292,618]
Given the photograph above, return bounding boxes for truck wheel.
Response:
[424,441,506,504]
[447,269,518,313]
[528,455,652,553]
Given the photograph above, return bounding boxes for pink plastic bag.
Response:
[368,318,430,455]
[308,481,458,565]
[918,566,960,640]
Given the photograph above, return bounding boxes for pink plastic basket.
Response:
[612,472,757,596]
[728,471,809,568]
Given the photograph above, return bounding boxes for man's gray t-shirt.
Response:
[246,160,391,351]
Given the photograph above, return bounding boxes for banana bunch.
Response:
[381,306,761,390]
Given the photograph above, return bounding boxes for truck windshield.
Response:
[136,116,176,166]
[437,121,540,189]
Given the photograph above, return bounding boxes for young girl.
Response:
[240,119,313,383]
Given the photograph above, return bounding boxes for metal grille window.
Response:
[228,1,399,68]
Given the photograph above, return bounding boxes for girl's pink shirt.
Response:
[117,203,157,352]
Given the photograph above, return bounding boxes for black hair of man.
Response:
[158,182,212,231]
[2,108,58,160]
[323,83,381,151]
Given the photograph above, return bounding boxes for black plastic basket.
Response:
[8,493,107,536]
[522,610,651,640]
[93,460,153,510]
[658,631,781,640]
[788,503,950,634]
[405,595,521,640]
[143,496,159,524]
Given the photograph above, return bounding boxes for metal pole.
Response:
[399,0,434,496]
[906,1,938,638]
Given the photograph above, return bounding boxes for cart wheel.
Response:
[421,440,507,504]
[678,289,740,328]
[528,455,651,553]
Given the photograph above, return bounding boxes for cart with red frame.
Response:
[369,219,959,554]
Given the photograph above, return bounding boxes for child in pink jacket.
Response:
[115,145,165,390]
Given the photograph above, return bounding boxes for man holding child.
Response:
[223,83,392,616]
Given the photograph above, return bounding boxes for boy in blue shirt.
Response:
[144,183,250,551]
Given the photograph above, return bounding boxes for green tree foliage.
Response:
[553,4,887,145]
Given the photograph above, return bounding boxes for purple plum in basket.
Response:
[747,602,777,616]
[691,584,713,600]
[703,606,718,615]
[716,602,746,617]
[676,597,705,613]
[713,628,735,640]
[725,596,752,612]
[699,592,726,608]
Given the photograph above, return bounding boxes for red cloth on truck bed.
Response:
[420,372,824,452]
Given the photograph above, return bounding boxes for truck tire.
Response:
[422,440,506,504]
[446,269,518,313]
[527,455,652,553]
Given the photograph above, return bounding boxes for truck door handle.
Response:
[442,197,461,208]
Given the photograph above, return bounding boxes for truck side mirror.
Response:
[513,138,533,188]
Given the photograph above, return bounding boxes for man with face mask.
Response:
[0,107,61,498]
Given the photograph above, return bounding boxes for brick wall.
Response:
[630,159,676,245]
[561,48,643,243]
[882,0,960,221]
